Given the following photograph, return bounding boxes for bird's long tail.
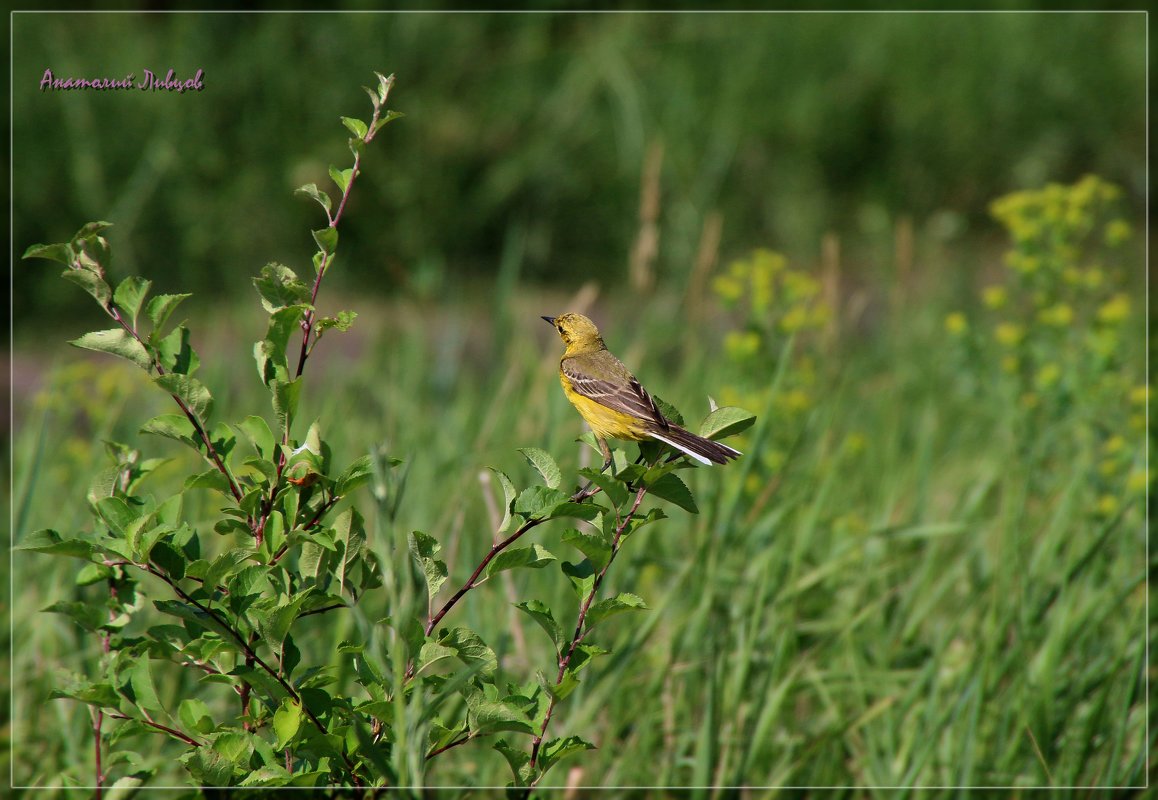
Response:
[647,425,742,466]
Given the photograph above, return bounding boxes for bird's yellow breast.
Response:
[559,371,648,441]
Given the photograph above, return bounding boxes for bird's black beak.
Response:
[541,316,556,326]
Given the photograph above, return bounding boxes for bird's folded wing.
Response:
[562,359,668,430]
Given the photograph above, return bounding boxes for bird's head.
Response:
[542,313,604,352]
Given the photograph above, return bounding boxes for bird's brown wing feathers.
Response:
[561,357,669,431]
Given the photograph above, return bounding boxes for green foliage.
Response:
[19,72,400,789]
[12,14,1145,326]
[17,71,748,792]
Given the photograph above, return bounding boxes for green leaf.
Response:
[153,600,234,641]
[332,507,367,595]
[586,592,648,629]
[239,766,293,787]
[340,116,369,139]
[237,416,276,460]
[150,541,186,580]
[255,304,307,385]
[646,472,698,514]
[69,329,152,371]
[298,541,328,580]
[94,496,140,536]
[129,657,165,714]
[409,531,448,603]
[518,447,562,490]
[243,457,278,483]
[141,413,199,450]
[271,378,302,431]
[569,642,610,675]
[210,730,257,768]
[60,267,112,306]
[328,166,353,195]
[538,668,579,702]
[416,641,458,675]
[145,293,192,335]
[50,678,120,708]
[373,71,394,104]
[273,698,304,749]
[578,468,628,507]
[561,528,611,571]
[16,528,99,560]
[488,468,518,533]
[547,501,601,522]
[153,325,199,375]
[154,373,212,419]
[484,544,556,579]
[315,310,357,335]
[43,600,108,632]
[123,511,170,561]
[437,627,498,677]
[113,276,151,330]
[204,548,254,590]
[467,696,535,736]
[183,469,232,494]
[74,220,115,239]
[513,486,569,519]
[515,600,563,652]
[178,698,215,734]
[699,406,756,440]
[312,226,339,256]
[427,719,468,753]
[180,747,234,786]
[258,591,314,647]
[76,562,113,586]
[539,735,596,773]
[295,182,332,215]
[652,395,685,427]
[561,561,596,600]
[335,454,374,495]
[23,241,74,265]
[254,263,311,312]
[373,108,405,134]
[494,738,533,787]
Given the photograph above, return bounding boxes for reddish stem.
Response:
[408,485,602,682]
[528,484,648,778]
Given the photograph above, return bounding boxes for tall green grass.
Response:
[11,213,1146,793]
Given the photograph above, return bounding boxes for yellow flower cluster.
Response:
[989,174,1120,245]
[988,175,1130,290]
[949,176,1146,529]
[713,248,829,340]
[966,177,1139,403]
[1096,294,1131,325]
[944,311,968,336]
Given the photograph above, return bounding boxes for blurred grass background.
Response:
[8,8,1150,795]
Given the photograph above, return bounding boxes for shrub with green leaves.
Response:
[19,72,752,793]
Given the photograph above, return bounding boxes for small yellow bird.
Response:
[543,313,741,470]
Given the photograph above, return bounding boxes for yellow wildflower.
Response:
[1035,363,1061,390]
[1104,219,1132,247]
[1096,294,1131,325]
[1037,303,1074,327]
[995,322,1024,347]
